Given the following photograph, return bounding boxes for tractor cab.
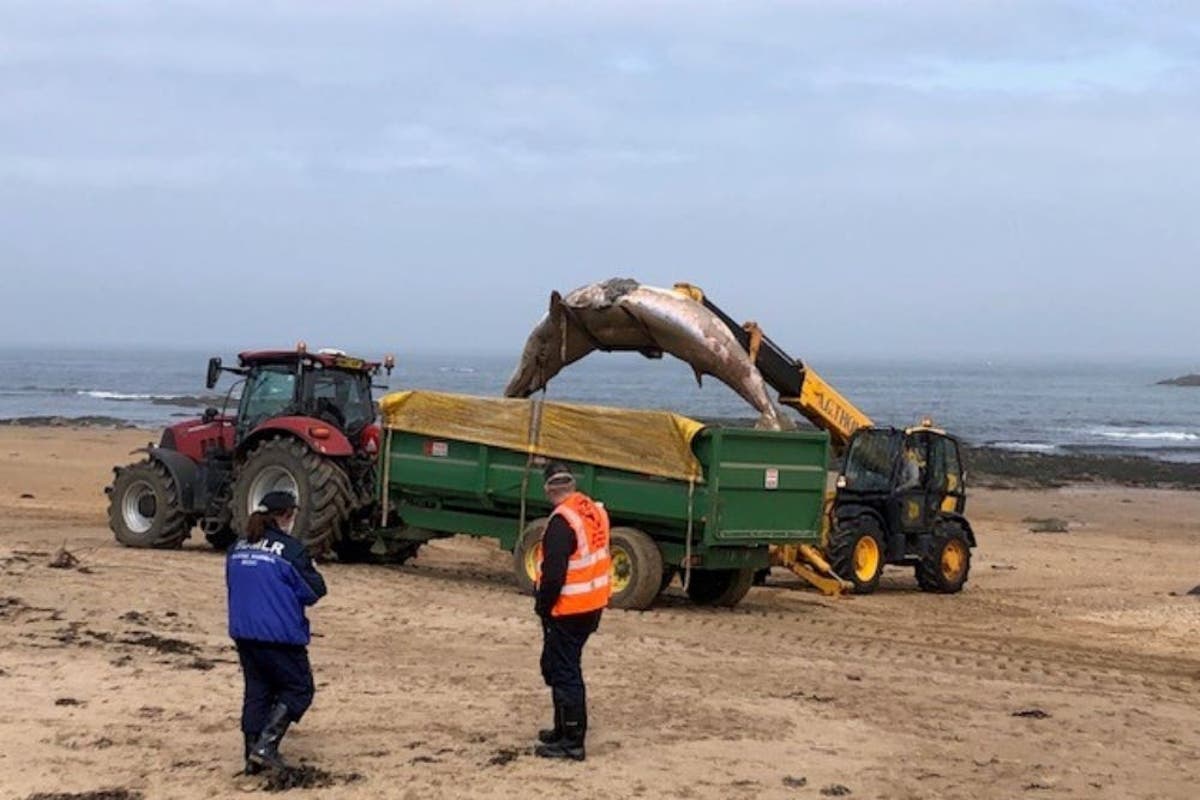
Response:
[209,345,390,445]
[108,343,395,559]
[828,421,974,594]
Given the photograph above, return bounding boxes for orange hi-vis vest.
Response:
[538,492,612,617]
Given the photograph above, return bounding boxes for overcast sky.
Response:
[2,1,1197,359]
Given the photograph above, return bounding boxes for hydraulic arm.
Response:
[672,284,872,450]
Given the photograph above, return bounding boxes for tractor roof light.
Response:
[297,340,308,354]
[384,354,396,374]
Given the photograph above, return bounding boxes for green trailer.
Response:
[371,391,830,610]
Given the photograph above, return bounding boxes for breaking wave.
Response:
[990,441,1060,454]
[1090,428,1199,443]
[74,390,224,409]
[78,390,182,401]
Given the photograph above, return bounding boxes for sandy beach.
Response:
[1,426,1198,800]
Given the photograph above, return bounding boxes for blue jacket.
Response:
[226,525,327,646]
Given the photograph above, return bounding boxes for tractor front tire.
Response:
[107,460,191,548]
[232,437,353,558]
[916,519,972,594]
[828,515,886,594]
[684,568,755,607]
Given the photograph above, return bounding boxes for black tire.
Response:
[609,527,663,611]
[335,535,422,565]
[333,535,375,563]
[512,517,549,594]
[204,528,237,551]
[828,515,886,595]
[107,460,191,548]
[916,519,972,594]
[231,437,354,558]
[684,568,755,607]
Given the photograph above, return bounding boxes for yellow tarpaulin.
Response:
[380,390,705,482]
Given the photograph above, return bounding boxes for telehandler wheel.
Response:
[916,520,972,594]
[512,517,549,594]
[107,460,191,548]
[684,568,755,607]
[828,515,886,594]
[232,436,354,558]
[608,527,663,611]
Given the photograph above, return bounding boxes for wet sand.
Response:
[1,427,1198,799]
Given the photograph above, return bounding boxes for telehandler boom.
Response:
[670,283,976,595]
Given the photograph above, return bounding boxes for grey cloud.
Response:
[0,1,1197,357]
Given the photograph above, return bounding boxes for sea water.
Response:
[1,348,1196,463]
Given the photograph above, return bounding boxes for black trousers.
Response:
[540,611,601,710]
[236,640,315,736]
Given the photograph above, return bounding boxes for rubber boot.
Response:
[537,694,563,744]
[243,733,263,775]
[249,702,292,771]
[535,702,586,761]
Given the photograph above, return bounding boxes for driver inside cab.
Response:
[897,445,923,491]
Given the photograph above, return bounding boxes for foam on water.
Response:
[990,442,1061,454]
[1089,428,1199,442]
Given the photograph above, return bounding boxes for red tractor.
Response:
[106,344,394,558]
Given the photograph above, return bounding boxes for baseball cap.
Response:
[542,462,575,486]
[259,490,299,512]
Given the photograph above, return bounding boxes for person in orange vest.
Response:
[534,462,611,761]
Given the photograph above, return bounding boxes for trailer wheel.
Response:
[684,568,755,607]
[609,527,663,611]
[916,519,972,594]
[513,517,548,595]
[107,460,191,548]
[828,515,885,594]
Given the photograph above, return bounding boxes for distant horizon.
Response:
[2,342,1196,370]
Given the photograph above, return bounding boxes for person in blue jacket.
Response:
[226,490,326,774]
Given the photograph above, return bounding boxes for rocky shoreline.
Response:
[964,446,1199,490]
[1158,373,1200,387]
[3,416,138,429]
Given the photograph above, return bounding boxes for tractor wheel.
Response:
[828,515,886,594]
[232,437,354,558]
[684,568,755,607]
[609,527,663,611]
[107,460,191,548]
[513,517,549,595]
[916,520,972,594]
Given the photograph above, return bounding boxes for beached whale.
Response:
[504,278,793,430]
